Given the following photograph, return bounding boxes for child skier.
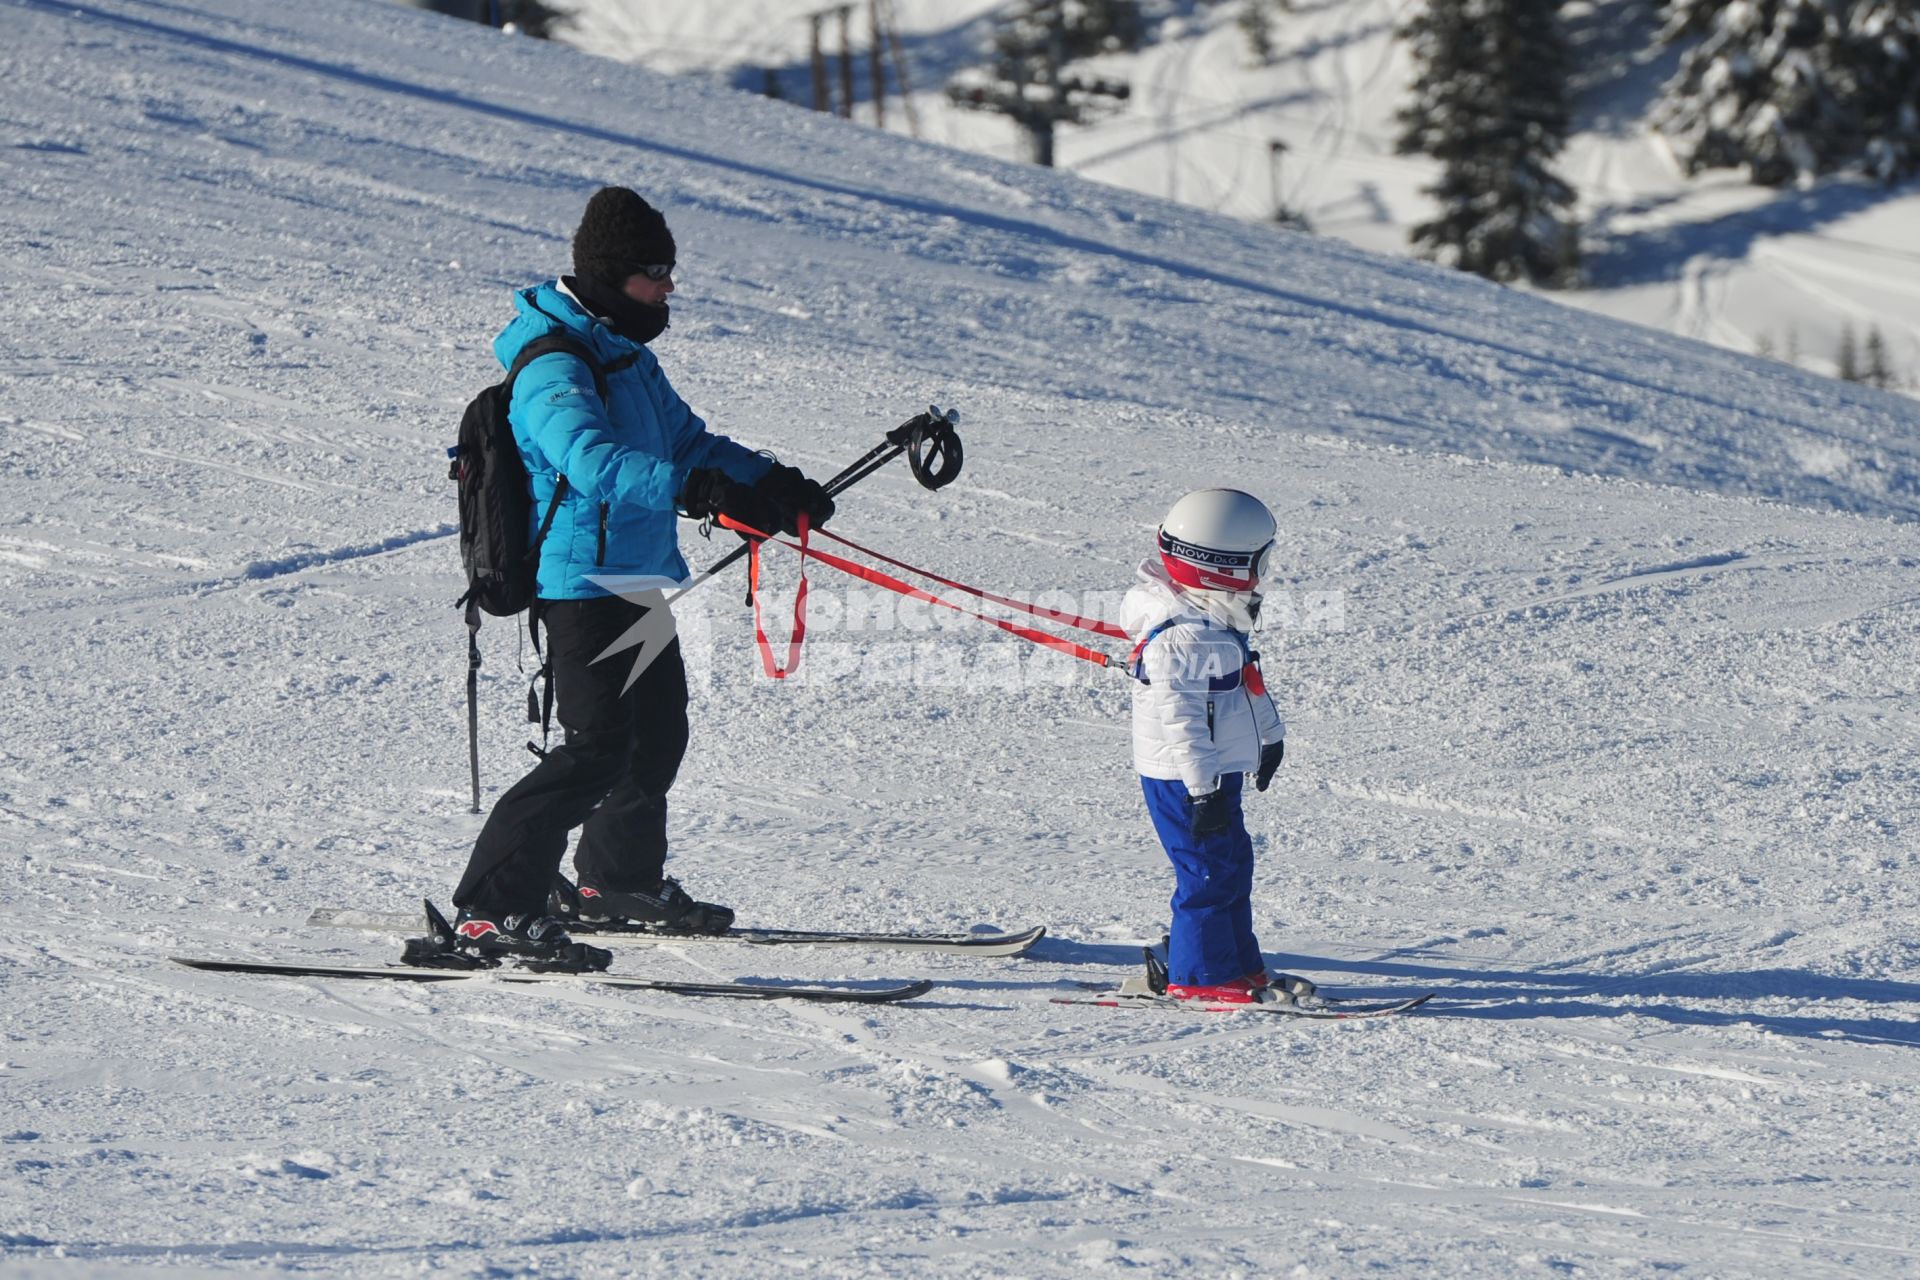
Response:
[1123,488,1295,1004]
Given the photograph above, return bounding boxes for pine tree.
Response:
[1395,0,1581,287]
[1864,325,1892,389]
[1837,323,1860,382]
[1850,0,1920,182]
[1655,0,1920,185]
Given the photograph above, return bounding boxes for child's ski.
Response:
[1053,988,1433,1019]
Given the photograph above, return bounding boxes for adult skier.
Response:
[449,186,834,968]
[1123,489,1291,1002]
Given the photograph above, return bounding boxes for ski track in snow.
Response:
[1,0,1918,1275]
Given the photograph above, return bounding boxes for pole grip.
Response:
[694,406,963,580]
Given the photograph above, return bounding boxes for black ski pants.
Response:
[455,593,689,918]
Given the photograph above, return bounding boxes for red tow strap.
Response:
[720,513,811,679]
[713,516,1126,677]
[812,527,1130,642]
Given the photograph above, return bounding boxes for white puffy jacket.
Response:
[1123,559,1285,796]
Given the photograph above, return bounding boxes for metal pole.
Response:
[837,5,856,119]
[881,0,920,138]
[869,0,887,130]
[1039,2,1066,168]
[810,13,829,113]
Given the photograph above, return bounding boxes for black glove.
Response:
[678,468,783,539]
[1187,789,1231,838]
[1255,740,1285,792]
[754,463,836,535]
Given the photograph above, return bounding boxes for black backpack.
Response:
[452,333,629,617]
[450,333,636,810]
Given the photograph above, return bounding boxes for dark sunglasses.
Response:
[630,263,675,282]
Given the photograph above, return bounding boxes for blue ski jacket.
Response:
[496,280,772,598]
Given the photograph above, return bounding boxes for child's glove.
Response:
[1255,740,1285,791]
[1187,790,1231,837]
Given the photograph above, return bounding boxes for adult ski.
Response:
[1052,986,1433,1019]
[306,907,1045,958]
[171,956,934,1004]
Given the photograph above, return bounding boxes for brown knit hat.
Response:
[571,187,676,285]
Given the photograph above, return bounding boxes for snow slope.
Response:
[563,0,1920,391]
[3,0,1920,1275]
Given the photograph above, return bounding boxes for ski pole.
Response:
[671,405,963,602]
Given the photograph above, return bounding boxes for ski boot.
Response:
[551,874,734,936]
[1166,976,1270,1004]
[1131,936,1318,1005]
[402,901,611,973]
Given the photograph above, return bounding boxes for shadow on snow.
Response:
[1029,936,1920,1046]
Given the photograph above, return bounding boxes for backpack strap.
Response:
[501,332,640,511]
[524,600,558,761]
[1128,619,1181,684]
[498,336,591,549]
[506,332,610,398]
[515,302,644,397]
[1129,617,1251,690]
[499,332,625,553]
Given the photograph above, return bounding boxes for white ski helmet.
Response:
[1156,488,1276,592]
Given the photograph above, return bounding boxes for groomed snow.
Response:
[2,0,1917,1275]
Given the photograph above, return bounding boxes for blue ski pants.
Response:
[1140,773,1263,986]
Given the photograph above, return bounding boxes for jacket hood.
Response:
[493,280,625,371]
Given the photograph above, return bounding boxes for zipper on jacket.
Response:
[596,502,609,566]
[1206,699,1216,740]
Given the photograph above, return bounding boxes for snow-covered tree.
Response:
[1655,0,1920,185]
[1395,0,1581,287]
[1659,0,1735,41]
[1850,0,1920,182]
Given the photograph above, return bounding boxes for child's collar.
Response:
[1178,586,1262,634]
